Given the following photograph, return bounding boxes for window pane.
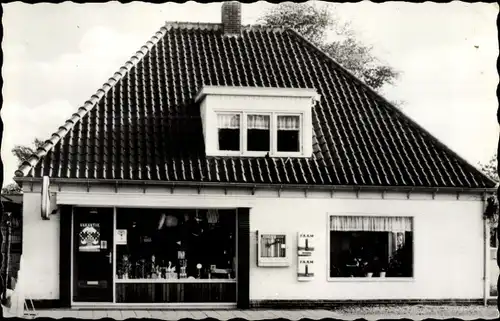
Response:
[247,115,270,152]
[260,234,286,258]
[116,208,236,281]
[217,114,240,129]
[277,115,300,152]
[217,114,240,151]
[329,216,413,278]
[218,128,240,151]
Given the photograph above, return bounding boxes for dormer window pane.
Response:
[247,115,270,152]
[277,115,300,152]
[217,113,240,151]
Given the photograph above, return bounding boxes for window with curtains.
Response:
[329,216,413,278]
[215,112,302,155]
[217,113,240,151]
[277,115,300,152]
[247,114,270,152]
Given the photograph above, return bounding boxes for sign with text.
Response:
[297,232,315,256]
[115,229,127,245]
[297,257,315,281]
[79,223,101,252]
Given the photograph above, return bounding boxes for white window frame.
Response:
[216,111,243,156]
[274,113,303,157]
[326,213,415,283]
[215,111,304,157]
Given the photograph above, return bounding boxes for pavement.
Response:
[3,305,500,320]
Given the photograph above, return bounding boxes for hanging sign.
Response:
[79,223,101,252]
[297,232,315,256]
[115,229,127,245]
[297,258,315,281]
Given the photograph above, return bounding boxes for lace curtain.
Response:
[277,115,300,131]
[217,114,240,129]
[247,115,270,129]
[329,216,413,232]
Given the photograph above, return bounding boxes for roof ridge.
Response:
[164,21,222,30]
[163,21,284,32]
[286,28,497,188]
[14,24,170,178]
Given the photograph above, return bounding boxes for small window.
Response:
[277,115,300,152]
[247,114,270,152]
[217,113,240,151]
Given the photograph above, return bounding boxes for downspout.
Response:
[484,197,490,307]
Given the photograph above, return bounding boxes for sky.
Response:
[1,1,498,186]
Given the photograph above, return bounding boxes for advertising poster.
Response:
[297,258,315,281]
[115,229,127,245]
[297,232,315,256]
[79,223,101,252]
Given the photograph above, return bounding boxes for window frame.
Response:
[274,113,303,157]
[215,111,242,156]
[326,213,416,283]
[214,110,304,157]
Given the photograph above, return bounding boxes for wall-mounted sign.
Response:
[297,258,315,281]
[298,232,315,256]
[79,223,101,252]
[115,229,127,245]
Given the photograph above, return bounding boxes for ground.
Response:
[3,305,500,320]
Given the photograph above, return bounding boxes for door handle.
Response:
[106,252,112,264]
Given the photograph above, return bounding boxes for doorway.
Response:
[72,207,114,302]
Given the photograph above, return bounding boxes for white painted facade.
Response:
[20,182,487,302]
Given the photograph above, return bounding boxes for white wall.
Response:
[248,196,484,301]
[21,189,60,300]
[21,182,485,301]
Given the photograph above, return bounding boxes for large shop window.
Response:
[329,216,413,278]
[116,209,236,281]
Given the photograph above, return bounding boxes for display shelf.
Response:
[115,278,236,283]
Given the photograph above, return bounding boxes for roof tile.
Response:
[15,22,495,189]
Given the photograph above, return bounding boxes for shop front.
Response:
[70,206,239,307]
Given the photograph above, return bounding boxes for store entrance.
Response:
[72,207,114,302]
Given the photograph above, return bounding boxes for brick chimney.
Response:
[221,1,242,35]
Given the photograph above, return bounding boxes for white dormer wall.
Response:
[196,86,320,158]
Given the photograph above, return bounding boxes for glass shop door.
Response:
[72,207,114,302]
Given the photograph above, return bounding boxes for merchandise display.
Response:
[115,209,236,281]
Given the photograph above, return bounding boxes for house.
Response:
[13,2,496,309]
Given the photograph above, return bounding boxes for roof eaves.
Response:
[14,24,170,178]
[286,28,497,188]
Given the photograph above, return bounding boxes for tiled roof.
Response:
[15,22,495,189]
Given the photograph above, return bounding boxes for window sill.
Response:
[115,278,237,283]
[208,151,308,158]
[327,277,415,283]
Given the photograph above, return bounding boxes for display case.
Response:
[256,231,290,267]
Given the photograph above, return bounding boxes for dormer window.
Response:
[196,86,320,158]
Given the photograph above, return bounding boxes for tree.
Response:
[11,138,44,166]
[1,138,44,195]
[479,153,499,183]
[258,2,400,91]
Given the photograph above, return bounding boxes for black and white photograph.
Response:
[0,1,498,319]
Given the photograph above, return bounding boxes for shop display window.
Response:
[329,216,413,278]
[115,209,236,281]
